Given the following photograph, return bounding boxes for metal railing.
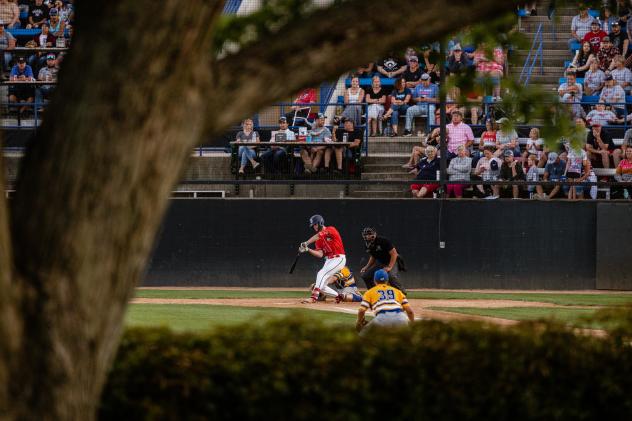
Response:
[519,22,544,86]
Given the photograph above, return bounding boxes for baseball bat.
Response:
[289,252,301,274]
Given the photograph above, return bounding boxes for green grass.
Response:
[136,289,632,307]
[135,290,306,299]
[407,291,632,306]
[429,307,606,329]
[125,304,357,332]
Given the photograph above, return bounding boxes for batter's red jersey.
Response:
[315,226,345,258]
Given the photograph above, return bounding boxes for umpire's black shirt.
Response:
[366,236,395,265]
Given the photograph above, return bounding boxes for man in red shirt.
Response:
[299,214,347,303]
[582,20,608,54]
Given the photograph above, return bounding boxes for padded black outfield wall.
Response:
[144,199,632,290]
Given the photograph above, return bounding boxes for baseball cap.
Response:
[496,117,509,124]
[503,149,514,157]
[279,116,287,123]
[602,36,611,42]
[591,20,600,26]
[17,57,25,63]
[490,160,499,171]
[317,112,325,119]
[547,152,559,164]
[452,43,462,51]
[605,74,614,81]
[613,21,621,26]
[49,8,58,16]
[46,53,56,60]
[409,56,418,62]
[420,73,430,80]
[374,269,389,282]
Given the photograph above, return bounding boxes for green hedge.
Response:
[100,317,632,420]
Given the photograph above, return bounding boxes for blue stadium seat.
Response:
[588,10,600,18]
[337,95,344,104]
[582,95,599,104]
[564,60,572,68]
[626,96,632,103]
[559,77,584,85]
[517,9,529,17]
[345,77,395,88]
[569,40,581,52]
[19,10,28,20]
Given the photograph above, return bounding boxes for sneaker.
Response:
[403,130,412,137]
[484,195,499,200]
[390,132,397,137]
[252,162,260,170]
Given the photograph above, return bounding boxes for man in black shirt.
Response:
[402,56,423,88]
[330,118,363,173]
[376,53,407,79]
[609,21,629,58]
[360,227,406,294]
[586,124,622,168]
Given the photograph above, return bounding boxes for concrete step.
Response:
[367,138,420,154]
[517,74,565,84]
[361,172,411,181]
[351,190,411,198]
[353,183,409,192]
[364,163,413,172]
[364,154,411,165]
[515,49,572,58]
[510,66,566,75]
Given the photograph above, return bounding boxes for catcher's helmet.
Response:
[309,214,325,227]
[362,227,377,237]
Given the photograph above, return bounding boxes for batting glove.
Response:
[299,242,308,253]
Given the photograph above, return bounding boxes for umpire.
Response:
[359,227,407,294]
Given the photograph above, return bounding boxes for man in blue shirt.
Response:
[9,57,35,116]
[404,73,439,136]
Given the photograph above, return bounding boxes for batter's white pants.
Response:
[315,255,346,297]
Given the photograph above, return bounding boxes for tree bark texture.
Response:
[0,0,519,419]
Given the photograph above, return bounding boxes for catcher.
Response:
[356,269,414,336]
[309,266,363,303]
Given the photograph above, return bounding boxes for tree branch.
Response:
[210,0,520,130]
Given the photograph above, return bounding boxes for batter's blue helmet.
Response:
[309,214,325,227]
[374,269,389,282]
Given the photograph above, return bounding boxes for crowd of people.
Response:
[0,0,73,118]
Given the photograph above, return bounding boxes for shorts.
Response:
[411,183,439,193]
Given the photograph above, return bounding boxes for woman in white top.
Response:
[341,76,365,126]
[365,76,386,136]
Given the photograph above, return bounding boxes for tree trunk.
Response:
[0,0,520,418]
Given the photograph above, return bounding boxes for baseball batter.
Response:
[299,214,346,304]
[357,269,414,335]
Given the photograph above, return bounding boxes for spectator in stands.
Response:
[402,56,423,88]
[569,41,596,78]
[473,44,504,99]
[339,76,365,127]
[543,152,565,200]
[365,75,386,137]
[464,90,483,125]
[355,63,375,78]
[9,56,35,112]
[383,77,411,137]
[569,5,594,50]
[526,154,544,199]
[402,143,427,170]
[410,145,439,198]
[436,86,464,124]
[609,21,629,57]
[499,150,525,198]
[55,0,72,26]
[261,116,294,176]
[583,20,608,54]
[331,118,362,173]
[610,55,632,92]
[29,23,55,72]
[614,147,632,198]
[235,119,260,175]
[447,44,470,75]
[0,23,15,74]
[479,119,498,150]
[36,52,57,103]
[564,141,590,200]
[586,124,621,168]
[495,118,521,159]
[47,7,65,39]
[376,53,406,79]
[563,91,587,120]
[403,73,438,136]
[600,75,626,117]
[601,6,619,35]
[446,110,474,159]
[300,113,331,173]
[474,146,502,199]
[446,145,472,198]
[558,71,583,100]
[586,100,619,126]
[0,0,19,28]
[584,59,606,95]
[523,127,543,162]
[27,0,48,29]
[285,87,316,127]
[598,37,620,71]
